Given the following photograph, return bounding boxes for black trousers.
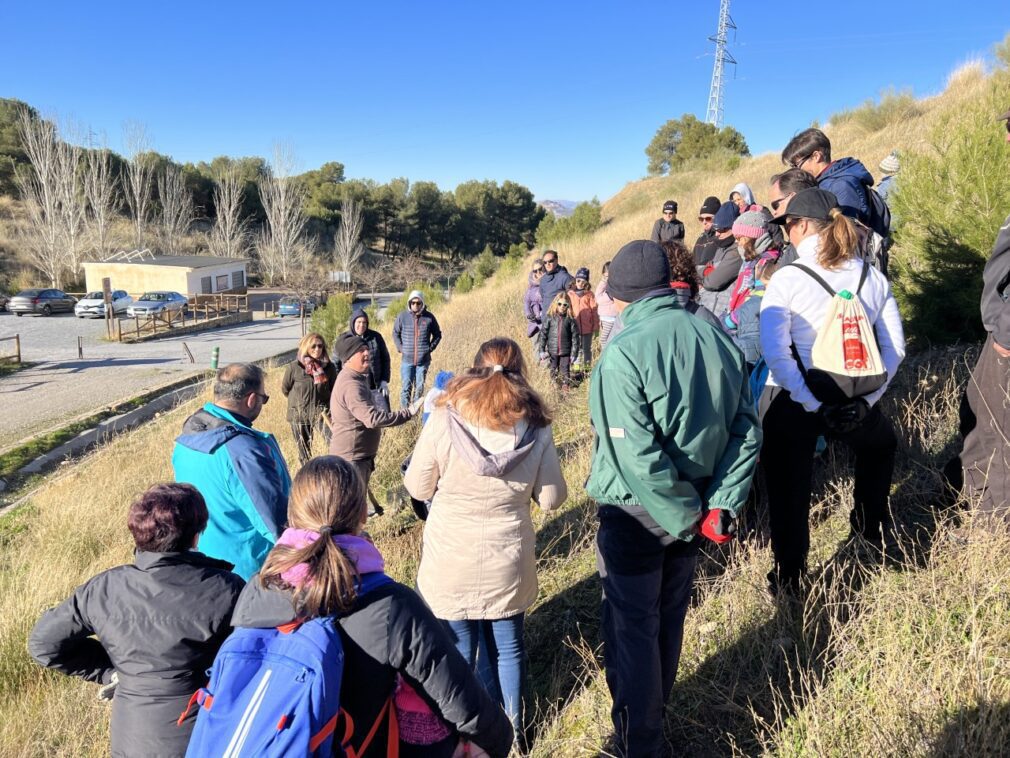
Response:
[596,508,699,757]
[548,355,571,386]
[962,336,1010,518]
[290,416,330,466]
[761,389,897,584]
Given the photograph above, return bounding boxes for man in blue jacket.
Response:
[172,363,291,580]
[392,290,442,408]
[781,128,887,237]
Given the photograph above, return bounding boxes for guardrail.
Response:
[0,334,21,363]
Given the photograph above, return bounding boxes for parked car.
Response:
[278,296,316,317]
[9,289,77,317]
[74,290,133,318]
[127,291,188,318]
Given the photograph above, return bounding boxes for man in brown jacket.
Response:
[329,333,420,509]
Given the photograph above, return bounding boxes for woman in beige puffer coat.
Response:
[404,337,567,744]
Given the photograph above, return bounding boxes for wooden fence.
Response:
[114,294,249,342]
[0,334,21,363]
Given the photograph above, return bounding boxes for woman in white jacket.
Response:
[404,337,567,744]
[759,187,906,597]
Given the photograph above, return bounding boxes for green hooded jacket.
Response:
[587,294,761,541]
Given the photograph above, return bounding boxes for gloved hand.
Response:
[700,509,736,544]
[97,671,119,701]
[379,381,389,397]
[818,398,869,434]
[408,397,424,416]
[539,351,549,361]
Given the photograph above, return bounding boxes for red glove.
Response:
[701,509,736,544]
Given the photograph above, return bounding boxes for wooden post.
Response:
[117,318,122,342]
[77,336,83,359]
[182,342,195,363]
[14,334,20,363]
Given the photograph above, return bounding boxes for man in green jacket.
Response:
[587,239,761,757]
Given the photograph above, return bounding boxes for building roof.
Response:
[86,255,248,269]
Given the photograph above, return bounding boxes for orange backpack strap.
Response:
[308,708,351,754]
[339,696,399,758]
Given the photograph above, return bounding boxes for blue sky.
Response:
[2,1,1008,201]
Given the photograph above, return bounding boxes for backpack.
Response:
[790,262,887,404]
[183,573,395,758]
[861,186,892,275]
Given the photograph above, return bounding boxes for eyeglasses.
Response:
[698,215,714,223]
[254,392,270,405]
[770,192,795,213]
[792,154,813,170]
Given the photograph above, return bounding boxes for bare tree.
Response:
[14,109,67,287]
[392,253,430,289]
[257,145,309,283]
[157,163,194,254]
[332,198,366,281]
[208,165,249,259]
[83,146,120,260]
[52,124,86,283]
[123,122,154,250]
[357,258,391,308]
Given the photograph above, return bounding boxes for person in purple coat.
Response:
[524,262,545,356]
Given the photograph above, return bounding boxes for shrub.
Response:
[499,243,528,277]
[890,71,1010,344]
[830,87,923,133]
[536,198,603,247]
[308,293,355,346]
[455,271,475,294]
[473,246,498,280]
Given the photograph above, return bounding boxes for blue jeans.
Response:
[444,615,525,738]
[400,362,428,408]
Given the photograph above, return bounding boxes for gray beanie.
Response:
[607,240,671,303]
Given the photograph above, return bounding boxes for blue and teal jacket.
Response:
[172,404,291,580]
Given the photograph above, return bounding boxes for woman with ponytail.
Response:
[230,456,514,758]
[759,187,906,598]
[405,337,568,745]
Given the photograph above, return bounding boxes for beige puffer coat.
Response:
[404,405,567,620]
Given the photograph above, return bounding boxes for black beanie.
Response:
[607,240,671,303]
[336,333,368,363]
[700,196,721,216]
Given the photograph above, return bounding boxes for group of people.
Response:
[25,113,1010,758]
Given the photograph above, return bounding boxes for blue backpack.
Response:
[183,573,394,758]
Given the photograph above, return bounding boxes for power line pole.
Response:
[705,0,737,129]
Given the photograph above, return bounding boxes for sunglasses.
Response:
[533,268,544,273]
[698,215,714,223]
[543,258,557,264]
[309,343,324,350]
[557,303,569,309]
[254,392,270,405]
[409,300,422,306]
[770,193,795,213]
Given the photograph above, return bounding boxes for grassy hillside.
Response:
[1,61,1009,757]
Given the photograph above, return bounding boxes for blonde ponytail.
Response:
[814,208,859,270]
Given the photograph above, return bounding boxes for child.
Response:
[538,292,581,391]
[733,254,780,369]
[596,261,618,348]
[568,266,600,371]
[722,210,780,329]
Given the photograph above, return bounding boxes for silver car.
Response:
[75,290,133,318]
[126,291,189,318]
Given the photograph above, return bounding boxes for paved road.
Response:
[0,291,405,449]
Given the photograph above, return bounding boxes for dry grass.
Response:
[0,63,1007,758]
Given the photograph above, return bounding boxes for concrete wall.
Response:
[83,262,247,297]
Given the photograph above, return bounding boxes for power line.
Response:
[705,0,737,129]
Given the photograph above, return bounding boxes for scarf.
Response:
[275,528,385,588]
[302,356,329,385]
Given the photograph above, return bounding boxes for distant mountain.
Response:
[538,199,579,218]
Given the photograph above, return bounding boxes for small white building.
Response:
[82,254,249,297]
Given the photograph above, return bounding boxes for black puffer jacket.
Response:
[231,577,514,757]
[333,309,392,389]
[537,314,581,361]
[281,358,338,423]
[28,551,244,758]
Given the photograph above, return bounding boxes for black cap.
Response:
[607,240,671,303]
[769,187,840,225]
[335,333,368,362]
[662,200,678,213]
[699,196,721,216]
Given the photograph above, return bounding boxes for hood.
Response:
[407,289,425,306]
[446,407,539,477]
[349,307,369,332]
[731,182,755,206]
[175,404,254,454]
[232,577,299,628]
[820,157,873,188]
[527,271,540,286]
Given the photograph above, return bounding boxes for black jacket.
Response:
[334,309,392,388]
[670,286,724,332]
[231,577,514,757]
[281,358,338,422]
[28,551,244,758]
[651,217,686,244]
[538,314,581,361]
[982,214,1010,349]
